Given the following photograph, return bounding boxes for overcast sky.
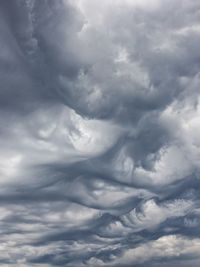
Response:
[0,0,200,266]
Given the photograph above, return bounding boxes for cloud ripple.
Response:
[0,0,200,266]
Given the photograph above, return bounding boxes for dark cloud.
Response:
[0,0,200,266]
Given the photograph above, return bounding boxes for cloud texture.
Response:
[0,0,200,266]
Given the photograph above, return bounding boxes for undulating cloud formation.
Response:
[0,0,200,266]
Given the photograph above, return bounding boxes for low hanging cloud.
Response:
[0,0,200,266]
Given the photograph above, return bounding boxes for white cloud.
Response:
[117,235,200,265]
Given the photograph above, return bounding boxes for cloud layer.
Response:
[1,0,200,266]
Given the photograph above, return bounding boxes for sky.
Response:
[0,0,200,266]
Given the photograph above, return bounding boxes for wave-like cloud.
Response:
[0,0,200,266]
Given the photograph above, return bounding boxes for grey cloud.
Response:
[0,0,200,266]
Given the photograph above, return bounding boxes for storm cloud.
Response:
[0,0,200,266]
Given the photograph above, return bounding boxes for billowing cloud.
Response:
[0,0,200,266]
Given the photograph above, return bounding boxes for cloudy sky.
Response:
[1,0,200,266]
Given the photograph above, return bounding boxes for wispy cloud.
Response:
[0,0,200,266]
